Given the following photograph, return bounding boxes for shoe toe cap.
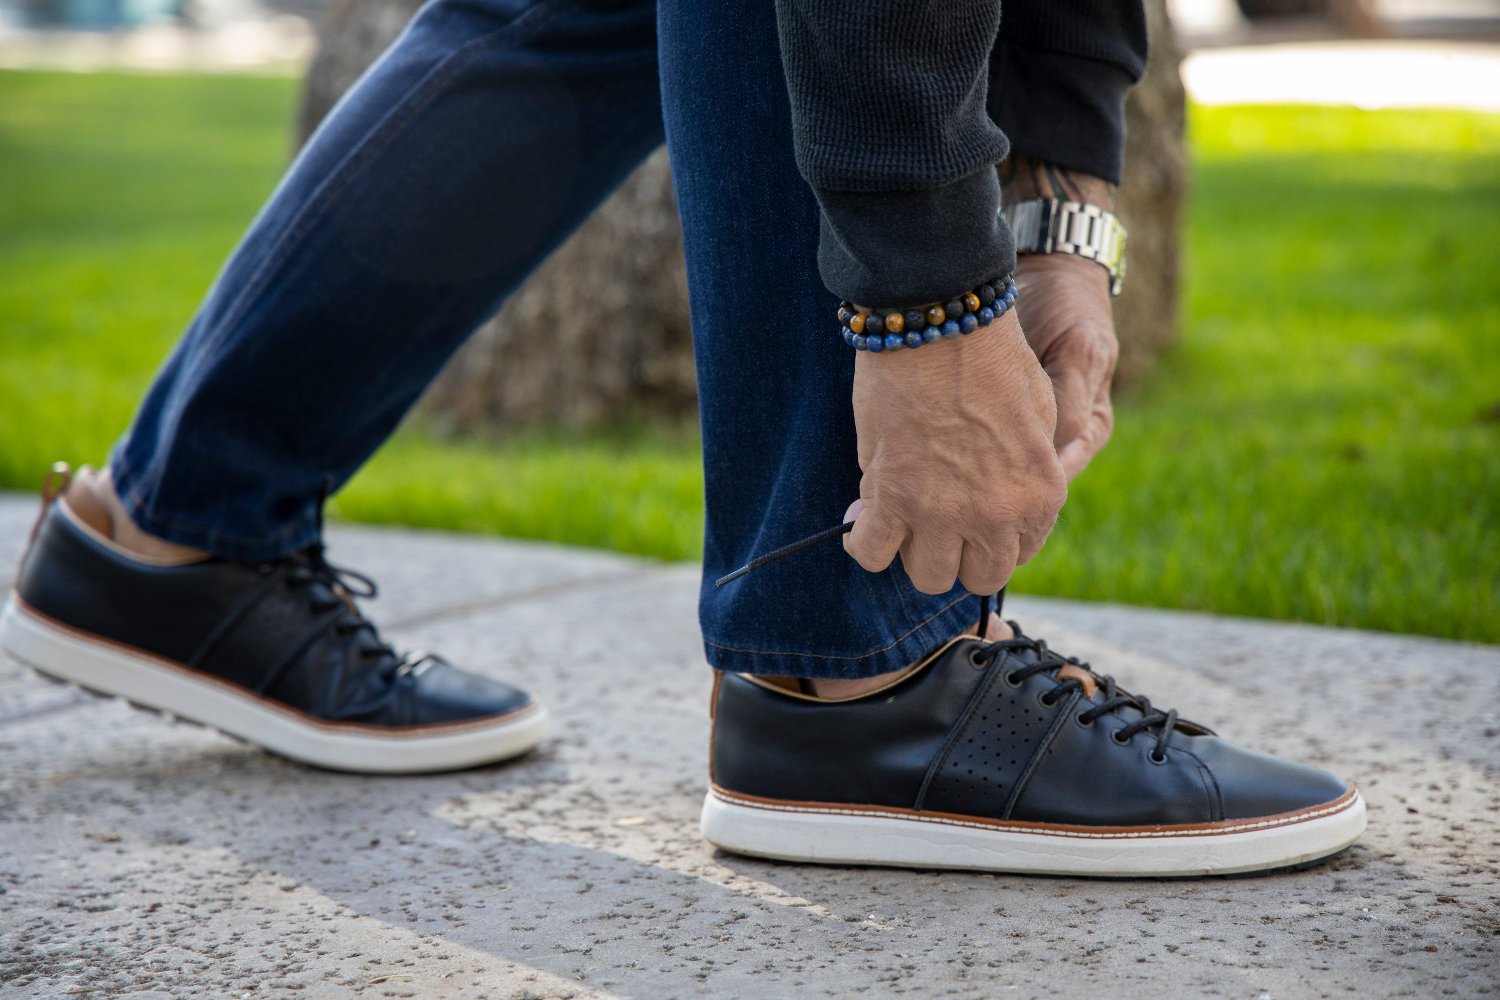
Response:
[406,661,535,725]
[1192,737,1352,819]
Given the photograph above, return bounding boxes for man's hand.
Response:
[1015,253,1118,479]
[845,312,1068,596]
[1000,152,1121,480]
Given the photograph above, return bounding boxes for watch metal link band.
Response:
[1002,198,1127,297]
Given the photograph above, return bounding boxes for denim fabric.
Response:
[111,0,979,678]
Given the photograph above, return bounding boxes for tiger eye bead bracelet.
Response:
[838,275,1016,353]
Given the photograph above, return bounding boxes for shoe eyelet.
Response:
[1037,690,1057,709]
[1003,670,1023,689]
[1111,730,1132,747]
[1147,748,1169,765]
[1075,713,1095,729]
[967,648,987,669]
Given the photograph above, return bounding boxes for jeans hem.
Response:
[108,453,320,563]
[702,593,980,680]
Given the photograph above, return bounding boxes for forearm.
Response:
[774,0,1014,305]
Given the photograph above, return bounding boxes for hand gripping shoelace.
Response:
[717,519,1185,759]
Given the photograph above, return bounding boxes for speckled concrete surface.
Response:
[0,493,1495,998]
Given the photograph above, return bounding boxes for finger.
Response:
[1016,522,1056,566]
[1045,360,1095,453]
[957,533,1020,596]
[845,502,906,574]
[1057,439,1093,481]
[899,531,964,595]
[1057,395,1115,480]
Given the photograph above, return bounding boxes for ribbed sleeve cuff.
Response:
[814,166,1016,306]
[988,42,1136,185]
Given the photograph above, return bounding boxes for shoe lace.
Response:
[969,625,1181,762]
[261,544,434,706]
[718,519,1184,761]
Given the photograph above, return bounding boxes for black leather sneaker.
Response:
[704,627,1365,877]
[0,466,546,773]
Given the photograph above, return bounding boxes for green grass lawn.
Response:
[2,70,1496,642]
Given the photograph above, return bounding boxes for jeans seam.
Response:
[702,592,970,660]
[188,0,587,370]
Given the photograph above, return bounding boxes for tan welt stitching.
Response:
[711,788,1359,841]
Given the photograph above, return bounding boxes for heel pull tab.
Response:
[29,461,73,546]
[41,461,72,505]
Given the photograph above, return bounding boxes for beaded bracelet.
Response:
[838,275,1016,353]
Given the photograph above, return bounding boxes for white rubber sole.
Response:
[0,594,547,774]
[701,784,1366,877]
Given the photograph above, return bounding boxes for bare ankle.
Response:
[68,468,209,564]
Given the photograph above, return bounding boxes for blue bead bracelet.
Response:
[838,275,1016,352]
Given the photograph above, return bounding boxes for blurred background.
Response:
[1,0,1496,642]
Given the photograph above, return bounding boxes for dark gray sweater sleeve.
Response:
[774,1,1014,306]
[989,0,1148,184]
[775,0,1146,306]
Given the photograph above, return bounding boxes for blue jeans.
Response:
[110,0,978,679]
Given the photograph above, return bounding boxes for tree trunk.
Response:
[298,0,1187,429]
[1113,0,1188,385]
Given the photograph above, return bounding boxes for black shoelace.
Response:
[256,545,435,714]
[970,627,1181,761]
[717,519,1184,760]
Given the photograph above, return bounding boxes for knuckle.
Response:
[911,573,954,595]
[917,497,967,532]
[1081,332,1119,370]
[853,549,895,573]
[846,537,896,573]
[960,573,1005,596]
[979,502,1019,533]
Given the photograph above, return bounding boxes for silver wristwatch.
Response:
[1001,198,1127,296]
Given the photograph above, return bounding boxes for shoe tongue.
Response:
[1056,661,1098,699]
[1010,625,1098,699]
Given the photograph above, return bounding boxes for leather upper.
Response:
[709,643,982,808]
[16,502,532,728]
[712,637,1350,826]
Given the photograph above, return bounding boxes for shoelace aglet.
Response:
[714,521,856,588]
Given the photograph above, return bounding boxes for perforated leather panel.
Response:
[919,661,1071,820]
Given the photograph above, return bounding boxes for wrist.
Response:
[1016,251,1110,296]
[856,309,1027,380]
[999,152,1115,209]
[841,275,1015,353]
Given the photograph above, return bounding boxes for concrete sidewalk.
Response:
[0,493,1495,998]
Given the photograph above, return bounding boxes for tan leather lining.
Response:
[740,633,971,704]
[1056,661,1098,699]
[709,783,1361,838]
[57,467,208,567]
[56,499,199,568]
